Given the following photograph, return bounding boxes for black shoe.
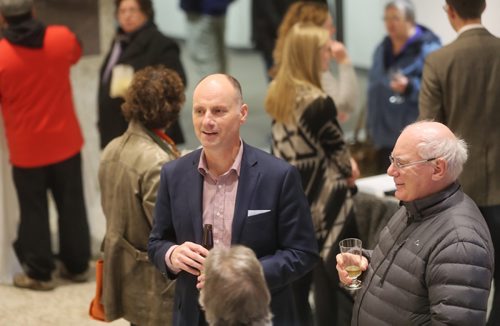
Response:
[59,265,89,283]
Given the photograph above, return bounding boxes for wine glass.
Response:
[339,238,363,290]
[388,68,405,104]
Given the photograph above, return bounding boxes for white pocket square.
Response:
[247,209,271,217]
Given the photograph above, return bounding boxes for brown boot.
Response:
[13,273,55,291]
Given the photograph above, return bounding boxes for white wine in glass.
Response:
[339,238,363,290]
[388,67,405,104]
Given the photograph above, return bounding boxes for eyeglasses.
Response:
[389,155,437,169]
[442,4,449,13]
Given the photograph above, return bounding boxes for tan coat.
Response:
[99,121,176,325]
[419,28,500,206]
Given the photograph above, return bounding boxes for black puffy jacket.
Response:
[352,183,494,325]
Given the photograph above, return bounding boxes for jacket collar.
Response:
[401,182,460,223]
[3,16,45,48]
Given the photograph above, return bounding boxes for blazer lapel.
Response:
[187,151,204,244]
[232,144,260,244]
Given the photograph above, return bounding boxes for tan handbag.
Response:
[89,259,107,322]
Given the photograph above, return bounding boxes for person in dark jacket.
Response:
[180,0,233,77]
[148,74,319,326]
[419,2,500,324]
[337,121,494,325]
[251,0,297,76]
[366,0,441,174]
[98,0,186,149]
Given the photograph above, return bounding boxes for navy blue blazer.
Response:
[148,142,319,326]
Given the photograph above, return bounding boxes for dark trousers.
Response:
[12,153,90,281]
[314,210,359,326]
[291,208,358,326]
[291,270,314,325]
[479,205,500,326]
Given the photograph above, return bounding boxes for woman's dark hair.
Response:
[122,66,185,130]
[115,0,154,20]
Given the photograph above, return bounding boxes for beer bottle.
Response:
[202,224,213,249]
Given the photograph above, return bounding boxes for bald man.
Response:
[337,121,494,325]
[148,74,318,326]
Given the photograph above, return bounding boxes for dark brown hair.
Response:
[122,66,185,129]
[446,0,485,19]
[115,0,154,20]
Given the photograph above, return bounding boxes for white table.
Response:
[355,174,396,198]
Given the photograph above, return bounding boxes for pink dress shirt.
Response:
[165,142,244,273]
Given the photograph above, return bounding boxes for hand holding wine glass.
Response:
[388,67,407,104]
[337,238,366,290]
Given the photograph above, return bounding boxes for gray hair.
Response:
[0,0,33,17]
[385,0,416,24]
[200,245,272,326]
[415,127,468,181]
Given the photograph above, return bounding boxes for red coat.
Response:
[0,25,83,167]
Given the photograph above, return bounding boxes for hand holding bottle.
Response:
[170,242,209,276]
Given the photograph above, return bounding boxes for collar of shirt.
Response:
[197,139,244,180]
[457,23,484,36]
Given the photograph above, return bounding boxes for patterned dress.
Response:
[271,85,356,325]
[271,86,352,259]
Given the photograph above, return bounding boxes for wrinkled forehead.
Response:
[393,129,420,157]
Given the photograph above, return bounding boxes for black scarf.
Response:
[115,20,154,50]
[3,13,46,48]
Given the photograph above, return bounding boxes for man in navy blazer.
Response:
[148,73,318,326]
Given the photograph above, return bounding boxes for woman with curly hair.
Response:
[99,66,185,326]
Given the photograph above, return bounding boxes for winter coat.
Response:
[97,21,186,149]
[367,25,441,149]
[352,183,494,325]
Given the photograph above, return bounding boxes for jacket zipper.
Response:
[379,239,408,286]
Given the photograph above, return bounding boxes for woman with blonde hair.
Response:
[265,23,359,326]
[271,1,358,122]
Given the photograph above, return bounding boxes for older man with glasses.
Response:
[337,121,494,325]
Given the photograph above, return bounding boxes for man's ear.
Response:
[239,103,248,125]
[448,4,457,20]
[431,158,447,181]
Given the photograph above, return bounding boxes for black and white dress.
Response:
[271,85,356,325]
